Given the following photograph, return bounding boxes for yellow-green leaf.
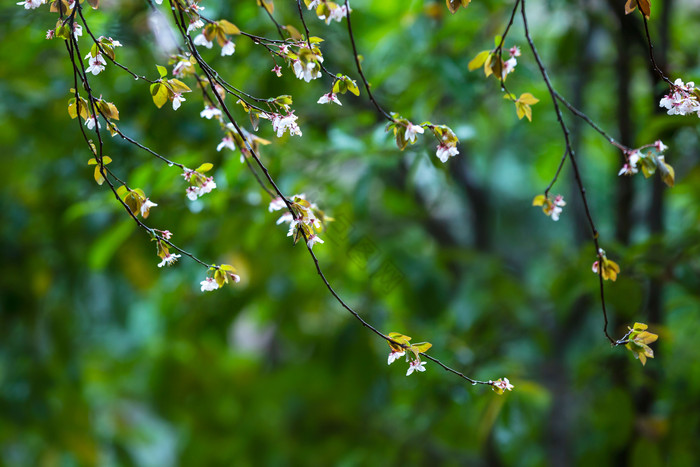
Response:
[468,50,490,71]
[167,79,191,94]
[218,19,241,35]
[150,83,169,109]
[411,342,432,353]
[195,163,213,173]
[446,0,471,14]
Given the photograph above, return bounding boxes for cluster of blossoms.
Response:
[386,116,460,163]
[151,230,181,268]
[306,0,351,24]
[182,166,217,200]
[387,349,427,376]
[269,194,328,249]
[385,333,433,377]
[200,264,240,292]
[617,140,675,187]
[261,111,303,138]
[659,79,700,116]
[17,0,44,9]
[190,13,239,57]
[532,194,566,221]
[503,45,520,78]
[276,41,324,83]
[293,57,322,82]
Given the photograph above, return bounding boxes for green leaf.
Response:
[195,163,213,173]
[156,65,168,79]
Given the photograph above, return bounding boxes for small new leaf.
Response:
[195,163,213,173]
[515,93,539,122]
[468,50,490,71]
[625,322,658,366]
[446,0,471,14]
[156,65,168,79]
[150,83,169,109]
[625,0,651,18]
[218,20,241,35]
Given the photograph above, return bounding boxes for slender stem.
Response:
[521,0,615,343]
[636,0,673,86]
[342,0,394,121]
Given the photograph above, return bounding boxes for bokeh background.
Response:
[2,0,700,465]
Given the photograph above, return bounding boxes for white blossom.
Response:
[659,79,700,116]
[172,93,185,110]
[268,197,287,212]
[140,198,157,217]
[406,359,427,376]
[217,135,236,152]
[200,277,219,292]
[186,177,217,200]
[187,18,204,33]
[85,53,106,75]
[618,151,641,176]
[157,253,181,268]
[221,40,235,56]
[405,122,424,143]
[269,112,302,137]
[84,115,100,130]
[319,4,349,24]
[200,106,222,120]
[17,0,43,10]
[317,92,342,106]
[193,33,213,49]
[306,234,324,249]
[292,60,321,82]
[492,377,514,392]
[387,350,405,365]
[436,144,459,163]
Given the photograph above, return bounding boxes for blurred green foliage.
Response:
[2,0,700,465]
